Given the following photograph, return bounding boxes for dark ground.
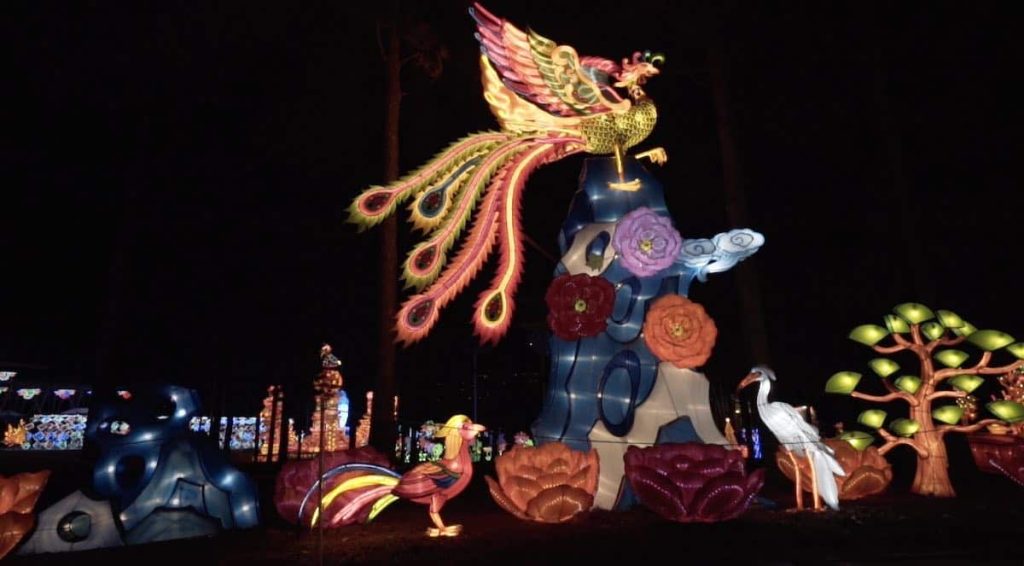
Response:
[4,450,1024,565]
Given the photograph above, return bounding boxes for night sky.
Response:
[4,1,1021,431]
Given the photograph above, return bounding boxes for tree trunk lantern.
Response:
[826,303,1024,496]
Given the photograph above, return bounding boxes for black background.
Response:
[4,1,1021,433]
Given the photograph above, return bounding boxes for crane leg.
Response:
[785,449,803,510]
[807,454,822,511]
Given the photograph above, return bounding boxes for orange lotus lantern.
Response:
[776,437,892,500]
[486,442,599,523]
[0,470,50,559]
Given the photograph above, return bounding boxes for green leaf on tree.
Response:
[868,358,900,378]
[1007,342,1024,359]
[894,375,922,394]
[932,405,964,425]
[857,409,887,429]
[934,349,970,368]
[952,322,978,337]
[825,371,862,394]
[894,303,935,324]
[840,430,874,451]
[948,374,984,393]
[966,330,1016,351]
[987,400,1024,423]
[849,325,889,346]
[884,314,910,334]
[889,418,921,437]
[936,310,966,329]
[921,322,945,341]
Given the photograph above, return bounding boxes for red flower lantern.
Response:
[545,273,616,341]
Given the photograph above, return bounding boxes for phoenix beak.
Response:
[736,372,760,393]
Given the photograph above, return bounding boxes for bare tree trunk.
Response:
[371,0,401,457]
[707,32,772,367]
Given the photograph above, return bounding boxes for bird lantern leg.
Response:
[613,143,626,180]
[785,449,804,510]
[807,454,822,511]
[427,511,462,537]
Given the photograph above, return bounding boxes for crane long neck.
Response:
[756,378,771,409]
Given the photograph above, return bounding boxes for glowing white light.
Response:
[175,408,187,418]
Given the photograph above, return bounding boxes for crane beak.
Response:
[736,372,760,393]
[470,423,486,433]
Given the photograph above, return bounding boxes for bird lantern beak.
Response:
[471,423,486,433]
[736,372,760,393]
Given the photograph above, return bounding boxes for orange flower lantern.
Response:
[486,442,599,523]
[775,438,892,500]
[642,294,718,368]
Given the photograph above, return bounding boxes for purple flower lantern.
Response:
[612,207,682,277]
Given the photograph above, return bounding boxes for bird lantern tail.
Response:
[810,450,841,511]
[307,467,402,528]
[350,128,577,346]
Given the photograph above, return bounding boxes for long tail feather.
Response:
[407,156,483,233]
[298,463,399,526]
[311,473,400,527]
[394,151,512,344]
[329,485,398,527]
[474,144,574,343]
[811,449,841,511]
[348,132,506,230]
[400,138,530,290]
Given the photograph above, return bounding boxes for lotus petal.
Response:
[525,486,593,523]
[484,476,529,520]
[776,438,891,500]
[0,513,34,560]
[0,470,50,560]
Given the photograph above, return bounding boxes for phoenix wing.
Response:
[470,2,629,127]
